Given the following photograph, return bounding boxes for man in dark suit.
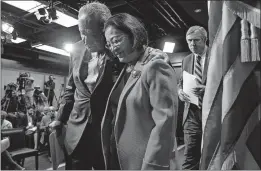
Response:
[178,26,209,170]
[49,2,122,170]
[44,75,55,106]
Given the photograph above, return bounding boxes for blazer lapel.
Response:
[110,65,127,97]
[101,65,126,167]
[115,68,141,119]
[76,48,91,95]
[101,64,127,130]
[92,55,111,93]
[103,64,127,119]
[187,54,194,74]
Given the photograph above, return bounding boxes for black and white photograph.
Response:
[1,0,260,170]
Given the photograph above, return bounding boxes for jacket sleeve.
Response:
[141,59,178,170]
[177,59,184,93]
[56,56,76,124]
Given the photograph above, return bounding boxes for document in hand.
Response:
[183,71,199,105]
[28,127,37,132]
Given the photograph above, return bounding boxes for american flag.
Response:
[200,1,260,170]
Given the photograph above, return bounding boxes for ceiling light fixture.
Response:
[34,44,70,56]
[11,37,26,44]
[163,42,175,53]
[3,1,78,27]
[64,43,73,52]
[2,22,14,34]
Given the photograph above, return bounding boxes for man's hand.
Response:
[49,121,62,129]
[192,85,205,97]
[178,89,191,103]
[49,121,63,136]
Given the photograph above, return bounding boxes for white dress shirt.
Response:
[84,52,105,93]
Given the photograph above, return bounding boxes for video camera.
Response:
[3,83,18,98]
[16,72,31,92]
[33,86,42,96]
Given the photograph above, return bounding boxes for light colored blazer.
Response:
[101,47,179,170]
[177,48,209,125]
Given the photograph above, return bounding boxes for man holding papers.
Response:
[177,26,209,170]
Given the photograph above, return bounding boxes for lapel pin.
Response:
[131,70,141,78]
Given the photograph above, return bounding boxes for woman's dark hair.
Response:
[104,13,148,51]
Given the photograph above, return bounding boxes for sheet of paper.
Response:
[183,71,199,105]
[28,127,37,132]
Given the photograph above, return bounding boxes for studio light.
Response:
[64,43,73,52]
[47,8,58,20]
[2,22,14,34]
[163,42,175,53]
[34,7,58,24]
[34,8,52,24]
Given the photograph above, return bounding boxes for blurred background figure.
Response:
[33,86,48,111]
[1,110,25,170]
[44,75,56,106]
[24,76,35,109]
[25,106,40,150]
[1,83,19,113]
[1,110,13,129]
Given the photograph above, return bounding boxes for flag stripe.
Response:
[200,85,222,169]
[222,55,258,121]
[223,104,261,170]
[221,67,260,162]
[246,120,261,168]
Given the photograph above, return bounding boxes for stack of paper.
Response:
[183,71,199,105]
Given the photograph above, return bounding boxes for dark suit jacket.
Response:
[177,48,209,125]
[56,40,116,155]
[102,47,179,170]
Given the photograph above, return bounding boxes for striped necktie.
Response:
[195,55,202,108]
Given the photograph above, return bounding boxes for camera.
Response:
[33,87,42,96]
[3,83,17,98]
[17,73,30,92]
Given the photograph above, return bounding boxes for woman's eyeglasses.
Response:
[105,35,126,50]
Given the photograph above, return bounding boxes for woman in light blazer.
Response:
[101,13,179,170]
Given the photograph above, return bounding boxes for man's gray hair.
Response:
[78,1,111,26]
[186,26,207,39]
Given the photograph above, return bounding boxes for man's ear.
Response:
[203,37,208,44]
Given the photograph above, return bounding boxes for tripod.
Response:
[1,92,11,112]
